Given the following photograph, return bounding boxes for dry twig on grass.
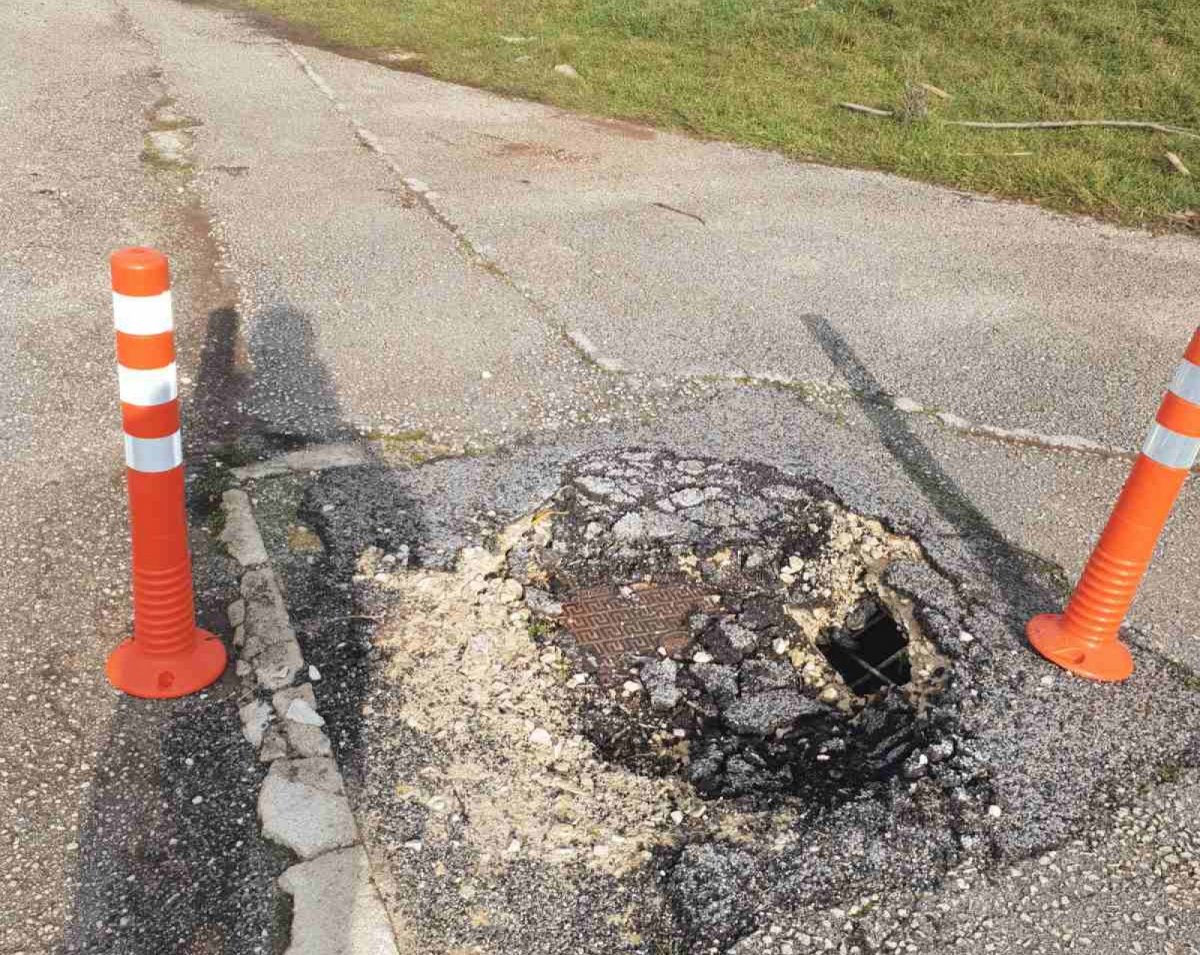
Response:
[840,102,894,117]
[1165,152,1192,176]
[838,103,1200,141]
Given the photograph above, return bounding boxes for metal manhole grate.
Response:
[562,581,712,677]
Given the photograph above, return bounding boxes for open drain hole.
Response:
[561,590,932,803]
[819,602,911,696]
[505,449,954,805]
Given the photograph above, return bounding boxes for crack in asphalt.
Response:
[279,42,657,379]
[278,37,1147,472]
[726,373,1136,463]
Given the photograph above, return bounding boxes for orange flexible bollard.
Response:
[1028,327,1200,682]
[105,248,227,698]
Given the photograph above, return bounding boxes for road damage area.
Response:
[236,442,1200,955]
[347,450,993,952]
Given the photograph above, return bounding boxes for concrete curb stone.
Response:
[220,489,270,566]
[231,444,369,482]
[218,462,400,953]
[259,758,359,860]
[278,846,401,955]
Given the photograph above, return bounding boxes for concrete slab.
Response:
[278,846,399,955]
[259,758,359,860]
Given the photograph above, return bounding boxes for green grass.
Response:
[238,0,1200,227]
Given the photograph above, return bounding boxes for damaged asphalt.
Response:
[244,382,1200,953]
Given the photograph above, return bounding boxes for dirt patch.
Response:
[488,139,590,163]
[575,115,658,141]
[369,537,694,881]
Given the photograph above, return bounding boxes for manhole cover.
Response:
[563,581,712,677]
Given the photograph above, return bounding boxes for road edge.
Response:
[219,475,401,955]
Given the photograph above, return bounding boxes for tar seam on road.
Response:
[279,43,1147,471]
[704,368,1139,464]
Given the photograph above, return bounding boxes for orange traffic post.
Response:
[106,247,227,699]
[1028,326,1200,682]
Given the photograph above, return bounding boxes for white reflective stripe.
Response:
[1169,360,1200,406]
[1142,423,1200,469]
[118,363,177,407]
[124,432,183,473]
[112,290,173,335]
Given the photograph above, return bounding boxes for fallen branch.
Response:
[837,103,1200,140]
[1166,151,1192,176]
[840,102,894,117]
[946,119,1200,140]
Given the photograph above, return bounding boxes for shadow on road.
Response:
[799,313,1065,620]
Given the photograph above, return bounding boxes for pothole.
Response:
[355,449,985,953]
[505,449,950,806]
[817,599,911,695]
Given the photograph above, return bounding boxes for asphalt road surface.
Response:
[2,0,1200,952]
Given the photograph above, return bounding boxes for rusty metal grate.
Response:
[820,608,911,695]
[562,581,712,677]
